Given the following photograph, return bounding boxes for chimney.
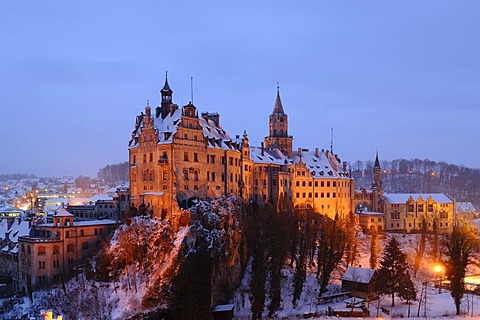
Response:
[343,161,347,172]
[315,148,319,157]
[261,142,265,156]
[298,148,302,158]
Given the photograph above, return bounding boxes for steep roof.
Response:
[272,88,285,114]
[129,107,239,152]
[250,146,290,165]
[292,149,350,179]
[53,208,74,217]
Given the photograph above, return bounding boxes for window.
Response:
[315,181,318,187]
[321,181,324,187]
[302,181,306,187]
[321,192,324,198]
[302,193,306,198]
[418,204,424,213]
[333,182,336,187]
[38,246,46,255]
[308,181,312,187]
[143,154,146,163]
[327,193,330,198]
[296,193,300,198]
[163,170,167,180]
[66,231,70,238]
[427,204,433,212]
[229,157,233,165]
[194,153,198,162]
[80,230,84,237]
[315,193,318,198]
[391,211,400,220]
[184,152,189,161]
[308,193,312,198]
[53,246,59,254]
[327,181,330,187]
[211,172,216,182]
[149,153,153,162]
[296,181,299,187]
[39,261,46,269]
[67,244,74,253]
[440,211,448,219]
[408,204,414,213]
[211,155,216,163]
[333,192,336,198]
[184,170,189,181]
[82,242,89,251]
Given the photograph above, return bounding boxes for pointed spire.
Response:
[374,150,380,168]
[272,82,285,114]
[161,71,172,94]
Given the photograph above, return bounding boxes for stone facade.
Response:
[17,209,117,292]
[128,76,354,220]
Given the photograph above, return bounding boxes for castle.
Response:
[128,75,354,220]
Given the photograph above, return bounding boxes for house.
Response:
[341,266,377,300]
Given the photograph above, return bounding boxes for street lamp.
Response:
[433,264,444,293]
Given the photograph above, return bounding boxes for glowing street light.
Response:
[433,264,444,293]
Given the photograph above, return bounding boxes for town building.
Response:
[0,208,117,294]
[354,154,455,233]
[128,76,354,220]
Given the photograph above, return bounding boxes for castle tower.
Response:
[264,86,293,157]
[160,71,173,119]
[371,151,383,212]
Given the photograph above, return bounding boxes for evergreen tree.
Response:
[413,219,427,277]
[345,212,358,266]
[167,241,212,320]
[266,208,290,317]
[444,224,479,315]
[291,222,307,306]
[369,229,378,269]
[376,237,413,307]
[316,214,347,294]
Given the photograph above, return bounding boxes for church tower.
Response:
[264,86,293,157]
[371,151,383,212]
[160,71,173,119]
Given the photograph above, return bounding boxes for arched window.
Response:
[38,246,46,255]
[53,245,59,254]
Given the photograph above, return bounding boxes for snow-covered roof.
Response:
[456,202,476,213]
[7,219,30,242]
[213,304,235,312]
[53,208,74,217]
[91,193,113,201]
[384,193,453,204]
[250,146,290,165]
[357,211,385,216]
[342,266,375,284]
[129,107,239,151]
[292,149,350,179]
[38,219,117,227]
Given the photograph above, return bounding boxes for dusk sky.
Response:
[1,1,479,177]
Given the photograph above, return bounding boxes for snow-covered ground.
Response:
[232,230,480,319]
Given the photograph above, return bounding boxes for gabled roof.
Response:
[53,208,74,217]
[342,266,375,284]
[384,193,453,204]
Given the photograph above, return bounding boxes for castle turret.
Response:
[160,71,173,119]
[372,151,383,212]
[264,85,293,157]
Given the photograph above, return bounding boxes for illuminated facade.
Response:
[128,76,354,220]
